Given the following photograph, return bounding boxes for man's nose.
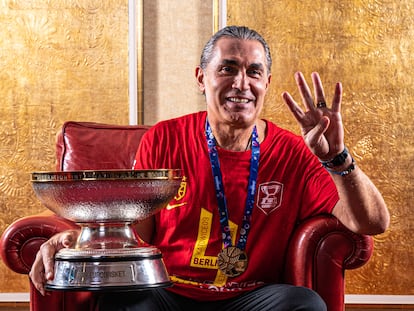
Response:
[232,72,249,91]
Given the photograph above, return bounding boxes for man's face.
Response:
[196,37,271,128]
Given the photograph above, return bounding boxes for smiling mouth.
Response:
[227,97,250,103]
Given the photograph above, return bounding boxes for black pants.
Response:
[97,284,327,311]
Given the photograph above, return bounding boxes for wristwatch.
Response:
[320,147,349,169]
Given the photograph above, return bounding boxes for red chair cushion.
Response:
[56,121,150,171]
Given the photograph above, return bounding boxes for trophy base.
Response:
[47,246,172,291]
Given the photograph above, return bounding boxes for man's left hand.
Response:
[282,71,345,161]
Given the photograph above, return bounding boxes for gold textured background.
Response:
[0,0,130,292]
[228,0,413,295]
[1,0,412,297]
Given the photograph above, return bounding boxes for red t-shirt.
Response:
[134,111,338,301]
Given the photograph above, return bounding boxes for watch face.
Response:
[322,148,349,168]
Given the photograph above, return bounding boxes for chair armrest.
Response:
[284,214,373,311]
[0,214,78,274]
[0,213,97,311]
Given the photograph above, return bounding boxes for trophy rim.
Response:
[31,169,182,182]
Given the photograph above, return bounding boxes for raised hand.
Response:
[282,71,344,161]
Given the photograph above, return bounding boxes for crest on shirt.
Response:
[174,176,187,201]
[166,176,187,210]
[256,181,283,215]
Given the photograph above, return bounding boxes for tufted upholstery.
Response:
[0,121,373,311]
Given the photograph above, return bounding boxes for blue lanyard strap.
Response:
[205,119,260,250]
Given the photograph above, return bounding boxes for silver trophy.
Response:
[31,169,182,291]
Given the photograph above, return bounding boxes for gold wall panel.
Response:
[228,0,413,295]
[0,0,129,292]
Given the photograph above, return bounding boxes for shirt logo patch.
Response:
[175,176,187,201]
[166,176,188,210]
[256,181,283,215]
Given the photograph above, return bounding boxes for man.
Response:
[30,26,389,310]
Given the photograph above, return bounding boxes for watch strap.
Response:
[320,147,349,168]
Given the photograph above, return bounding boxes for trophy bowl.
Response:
[31,169,182,291]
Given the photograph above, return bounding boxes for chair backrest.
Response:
[56,121,150,171]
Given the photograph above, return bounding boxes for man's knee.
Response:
[283,286,327,311]
[252,284,326,311]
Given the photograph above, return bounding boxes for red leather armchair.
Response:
[0,121,373,311]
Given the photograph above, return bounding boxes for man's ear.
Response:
[195,66,205,93]
[266,73,272,90]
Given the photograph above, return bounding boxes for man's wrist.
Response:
[320,147,357,176]
[319,147,349,168]
[325,158,356,176]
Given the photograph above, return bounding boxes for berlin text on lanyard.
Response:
[205,118,260,277]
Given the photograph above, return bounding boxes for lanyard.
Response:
[205,119,260,250]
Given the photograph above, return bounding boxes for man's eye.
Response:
[221,66,235,73]
[248,70,262,76]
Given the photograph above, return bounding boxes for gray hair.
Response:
[199,25,272,74]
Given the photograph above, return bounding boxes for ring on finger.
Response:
[316,101,327,108]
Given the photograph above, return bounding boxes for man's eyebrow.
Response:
[249,63,265,71]
[220,59,239,66]
[220,59,265,71]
